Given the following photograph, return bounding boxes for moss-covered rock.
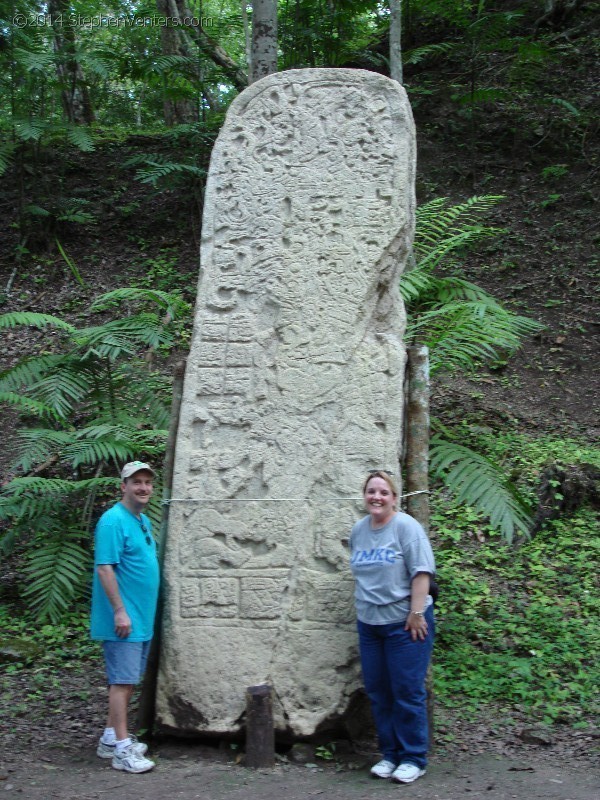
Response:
[0,637,42,664]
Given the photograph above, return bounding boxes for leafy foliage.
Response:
[405,196,543,541]
[22,530,91,622]
[430,434,532,543]
[405,196,544,375]
[0,288,184,619]
[400,195,543,373]
[432,495,599,724]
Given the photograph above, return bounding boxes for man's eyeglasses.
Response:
[140,523,152,546]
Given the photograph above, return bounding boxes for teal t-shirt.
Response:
[90,502,159,642]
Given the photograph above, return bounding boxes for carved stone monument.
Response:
[155,68,416,737]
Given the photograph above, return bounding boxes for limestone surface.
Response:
[156,68,416,737]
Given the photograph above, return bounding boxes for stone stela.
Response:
[155,68,416,737]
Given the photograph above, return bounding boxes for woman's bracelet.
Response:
[410,610,425,617]
[114,606,124,614]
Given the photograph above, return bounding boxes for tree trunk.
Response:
[404,345,434,750]
[535,0,584,29]
[389,0,403,84]
[250,0,278,83]
[48,0,95,124]
[159,0,248,92]
[405,345,430,532]
[157,0,197,125]
[241,0,252,74]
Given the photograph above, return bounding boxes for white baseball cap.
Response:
[120,461,156,480]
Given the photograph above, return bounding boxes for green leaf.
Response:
[0,393,59,420]
[56,240,86,286]
[22,534,91,622]
[0,312,76,333]
[65,125,95,153]
[430,436,533,543]
[91,288,187,318]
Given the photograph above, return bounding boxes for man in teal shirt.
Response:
[91,461,160,774]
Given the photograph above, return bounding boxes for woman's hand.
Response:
[405,611,429,641]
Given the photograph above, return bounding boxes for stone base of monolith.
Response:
[155,67,416,738]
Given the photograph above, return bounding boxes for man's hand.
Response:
[114,606,132,638]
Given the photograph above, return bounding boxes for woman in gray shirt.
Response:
[349,470,435,784]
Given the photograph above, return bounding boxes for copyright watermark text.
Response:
[13,13,214,29]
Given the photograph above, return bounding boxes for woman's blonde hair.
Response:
[362,470,399,498]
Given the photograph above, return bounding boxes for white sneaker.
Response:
[391,763,426,783]
[112,744,155,773]
[97,734,148,759]
[370,759,397,778]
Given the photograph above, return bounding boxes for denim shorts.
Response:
[102,640,151,685]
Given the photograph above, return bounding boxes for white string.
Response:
[162,490,430,505]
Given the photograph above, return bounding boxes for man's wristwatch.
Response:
[411,610,425,617]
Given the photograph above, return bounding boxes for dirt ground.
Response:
[1,660,598,800]
[1,742,599,800]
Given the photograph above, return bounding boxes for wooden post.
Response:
[405,345,434,749]
[245,685,275,768]
[136,359,186,734]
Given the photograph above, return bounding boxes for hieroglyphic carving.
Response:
[156,68,416,737]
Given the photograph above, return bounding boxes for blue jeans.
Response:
[357,605,434,768]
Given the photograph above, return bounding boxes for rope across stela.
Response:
[162,490,430,505]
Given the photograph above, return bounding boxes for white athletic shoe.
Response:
[97,734,148,759]
[111,743,155,773]
[370,759,397,778]
[391,763,426,783]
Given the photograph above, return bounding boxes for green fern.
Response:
[65,124,95,153]
[14,48,54,74]
[136,162,206,186]
[123,152,206,188]
[0,355,70,395]
[0,393,58,420]
[149,54,199,74]
[25,368,94,418]
[0,312,76,332]
[90,287,188,318]
[0,289,182,618]
[404,42,458,66]
[75,314,174,357]
[430,436,532,544]
[548,97,581,117]
[13,118,46,142]
[405,196,544,375]
[405,196,543,542]
[12,429,74,473]
[0,141,15,176]
[22,533,91,621]
[407,298,543,374]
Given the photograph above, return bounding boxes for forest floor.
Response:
[0,27,599,800]
[0,658,599,799]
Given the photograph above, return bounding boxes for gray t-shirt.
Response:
[349,512,435,625]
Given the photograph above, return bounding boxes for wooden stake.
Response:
[245,685,275,768]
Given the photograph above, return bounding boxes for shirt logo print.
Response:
[350,547,400,565]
